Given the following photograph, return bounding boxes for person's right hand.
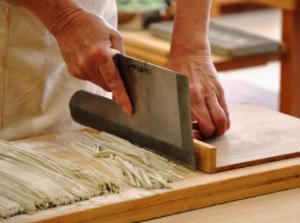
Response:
[51,9,132,115]
[168,51,230,139]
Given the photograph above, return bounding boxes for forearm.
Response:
[168,0,230,138]
[17,0,85,36]
[170,0,211,57]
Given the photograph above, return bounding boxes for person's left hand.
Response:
[168,50,230,139]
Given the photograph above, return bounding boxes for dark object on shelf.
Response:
[149,21,280,57]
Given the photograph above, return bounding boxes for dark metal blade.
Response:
[69,54,195,169]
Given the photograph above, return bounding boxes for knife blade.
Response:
[69,51,196,169]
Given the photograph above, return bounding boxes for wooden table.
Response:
[144,187,300,223]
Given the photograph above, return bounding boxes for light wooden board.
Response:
[194,103,300,173]
[120,30,280,72]
[2,103,300,223]
[121,30,229,65]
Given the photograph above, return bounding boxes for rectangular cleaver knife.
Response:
[69,51,196,169]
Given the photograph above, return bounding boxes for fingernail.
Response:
[192,130,201,139]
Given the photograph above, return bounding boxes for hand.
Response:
[168,51,230,139]
[52,10,132,115]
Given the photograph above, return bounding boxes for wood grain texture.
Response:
[144,187,300,223]
[0,6,10,128]
[196,103,300,173]
[194,139,217,173]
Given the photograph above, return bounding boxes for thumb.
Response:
[99,49,132,115]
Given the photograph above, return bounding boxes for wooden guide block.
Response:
[194,139,217,173]
[194,103,300,173]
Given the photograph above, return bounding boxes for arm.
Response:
[17,0,132,115]
[168,0,230,138]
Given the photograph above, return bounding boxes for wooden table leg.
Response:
[280,10,300,118]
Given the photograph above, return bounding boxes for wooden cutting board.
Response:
[194,103,300,173]
[3,103,300,223]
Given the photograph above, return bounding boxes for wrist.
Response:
[169,48,212,61]
[18,0,84,36]
[170,0,212,59]
[48,7,85,38]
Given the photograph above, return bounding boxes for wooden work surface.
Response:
[144,186,300,223]
[3,103,300,223]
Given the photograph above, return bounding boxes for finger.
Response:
[98,50,132,115]
[68,63,91,82]
[91,74,110,91]
[68,54,112,91]
[217,92,231,130]
[192,118,201,139]
[110,31,125,54]
[192,120,199,130]
[206,95,228,137]
[192,129,201,140]
[191,101,216,138]
[213,83,231,133]
[193,109,215,138]
[85,63,111,91]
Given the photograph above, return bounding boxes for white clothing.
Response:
[0,0,117,140]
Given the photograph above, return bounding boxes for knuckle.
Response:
[86,46,106,63]
[77,57,89,70]
[101,67,121,89]
[214,112,229,136]
[113,31,123,42]
[201,124,216,137]
[216,85,225,97]
[69,67,85,80]
[215,117,227,135]
[215,112,227,125]
[105,75,119,87]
